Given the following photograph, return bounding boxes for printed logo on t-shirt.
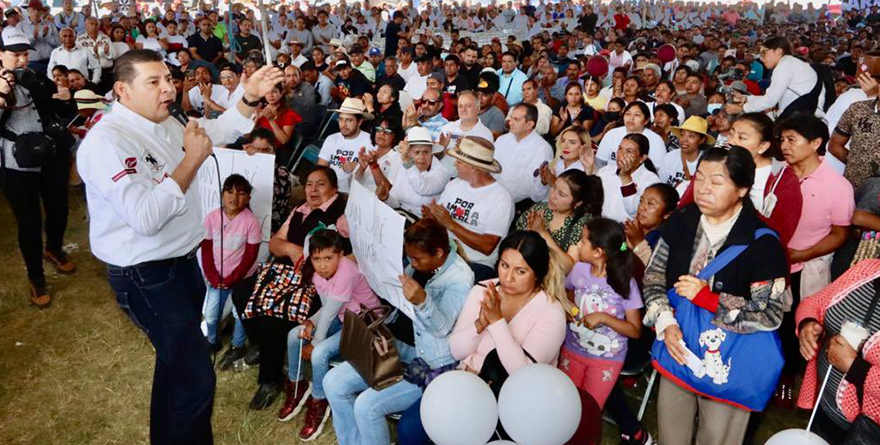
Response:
[445,197,480,226]
[329,149,357,166]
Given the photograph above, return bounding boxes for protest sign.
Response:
[346,181,414,318]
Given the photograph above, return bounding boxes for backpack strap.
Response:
[695,228,779,281]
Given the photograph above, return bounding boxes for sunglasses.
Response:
[374,126,395,134]
[417,99,440,106]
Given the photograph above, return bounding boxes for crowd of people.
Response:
[2,0,880,444]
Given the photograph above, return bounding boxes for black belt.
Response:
[109,246,199,271]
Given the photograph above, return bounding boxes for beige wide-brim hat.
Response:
[445,136,502,174]
[671,115,716,146]
[331,97,373,119]
[406,126,445,154]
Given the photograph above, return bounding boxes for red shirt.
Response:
[256,108,302,147]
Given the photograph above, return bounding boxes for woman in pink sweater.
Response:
[449,230,568,377]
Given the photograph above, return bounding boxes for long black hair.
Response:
[585,218,633,299]
[558,170,603,220]
[622,133,658,174]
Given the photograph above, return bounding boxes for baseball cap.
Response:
[368,47,381,57]
[719,81,749,95]
[335,59,351,69]
[0,27,34,52]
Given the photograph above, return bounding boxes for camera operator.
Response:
[0,27,78,309]
[725,36,822,120]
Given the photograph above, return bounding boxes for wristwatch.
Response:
[241,95,261,107]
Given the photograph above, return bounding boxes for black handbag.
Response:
[843,414,880,445]
[478,348,536,397]
[12,133,56,169]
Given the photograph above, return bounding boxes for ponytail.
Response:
[586,218,634,299]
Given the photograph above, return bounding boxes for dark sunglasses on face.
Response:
[374,126,395,134]
[417,99,440,106]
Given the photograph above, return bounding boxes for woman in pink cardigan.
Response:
[448,230,568,375]
[796,258,880,443]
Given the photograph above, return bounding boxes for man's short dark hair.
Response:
[301,61,317,72]
[444,54,460,65]
[114,50,165,84]
[249,127,276,145]
[514,102,538,125]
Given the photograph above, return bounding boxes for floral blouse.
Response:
[515,201,593,252]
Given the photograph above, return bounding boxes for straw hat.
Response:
[331,97,372,119]
[406,126,444,154]
[445,136,502,174]
[74,89,108,111]
[671,116,715,145]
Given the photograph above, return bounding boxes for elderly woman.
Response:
[369,127,449,218]
[643,147,789,445]
[397,230,568,444]
[231,166,349,410]
[796,259,880,444]
[353,118,405,194]
[517,170,603,272]
[324,218,474,445]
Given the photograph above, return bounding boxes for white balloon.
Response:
[486,441,518,445]
[498,364,581,445]
[764,429,830,445]
[420,370,498,445]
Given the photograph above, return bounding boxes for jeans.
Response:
[287,318,342,399]
[0,151,70,287]
[204,286,246,348]
[323,361,423,445]
[107,255,214,445]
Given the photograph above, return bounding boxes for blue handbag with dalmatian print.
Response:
[651,228,785,411]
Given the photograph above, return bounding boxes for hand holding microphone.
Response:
[167,103,214,163]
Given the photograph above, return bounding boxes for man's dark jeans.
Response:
[107,254,214,445]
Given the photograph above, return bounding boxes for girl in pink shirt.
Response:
[279,229,380,441]
[201,174,261,353]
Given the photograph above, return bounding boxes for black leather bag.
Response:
[12,133,56,169]
[478,348,535,397]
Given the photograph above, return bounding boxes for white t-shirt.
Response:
[398,61,419,82]
[554,158,586,176]
[657,149,702,197]
[355,149,402,194]
[595,126,668,169]
[318,131,374,193]
[437,179,514,268]
[136,35,165,55]
[404,74,429,101]
[597,163,661,223]
[751,164,772,210]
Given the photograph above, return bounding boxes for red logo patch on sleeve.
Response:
[124,157,138,168]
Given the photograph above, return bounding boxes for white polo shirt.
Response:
[77,102,255,267]
[493,130,554,203]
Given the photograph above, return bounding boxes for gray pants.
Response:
[657,377,750,445]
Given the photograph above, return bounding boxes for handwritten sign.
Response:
[345,180,414,318]
[198,148,275,261]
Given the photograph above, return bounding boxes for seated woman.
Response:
[540,126,597,185]
[353,117,405,194]
[651,103,680,153]
[324,218,474,445]
[517,170,603,272]
[396,230,568,444]
[550,82,596,136]
[231,166,349,410]
[376,127,451,218]
[643,147,789,445]
[595,101,667,169]
[624,182,680,267]
[597,133,661,223]
[364,83,403,127]
[658,116,713,196]
[796,258,880,444]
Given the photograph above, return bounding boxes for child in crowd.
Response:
[624,183,680,267]
[201,174,261,358]
[561,218,643,409]
[278,229,381,442]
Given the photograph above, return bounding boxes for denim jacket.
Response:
[398,246,475,369]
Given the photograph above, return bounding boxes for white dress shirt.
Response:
[743,55,818,115]
[76,32,115,69]
[77,102,255,267]
[493,130,554,203]
[506,100,552,136]
[47,46,101,83]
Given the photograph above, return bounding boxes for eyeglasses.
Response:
[219,74,236,80]
[374,126,395,134]
[418,99,440,106]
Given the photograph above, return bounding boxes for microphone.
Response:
[167,102,189,127]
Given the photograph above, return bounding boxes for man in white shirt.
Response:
[317,98,374,193]
[287,39,308,68]
[404,55,433,101]
[506,79,551,136]
[77,50,283,445]
[439,91,495,147]
[48,27,101,84]
[76,17,114,87]
[397,46,418,82]
[494,103,554,205]
[422,136,514,281]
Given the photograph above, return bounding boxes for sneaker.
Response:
[277,380,311,422]
[218,346,247,371]
[43,250,76,274]
[299,397,331,441]
[30,283,51,309]
[249,383,281,410]
[244,345,260,365]
[620,427,653,445]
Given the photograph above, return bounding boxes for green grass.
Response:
[0,189,808,444]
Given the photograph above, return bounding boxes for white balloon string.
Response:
[294,335,303,398]
[807,366,833,433]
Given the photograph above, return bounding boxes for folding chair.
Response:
[290,144,321,178]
